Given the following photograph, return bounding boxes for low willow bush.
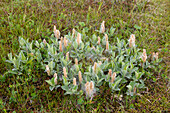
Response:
[6,21,161,100]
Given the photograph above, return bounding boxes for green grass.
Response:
[0,0,169,112]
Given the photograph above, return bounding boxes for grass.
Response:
[0,0,169,112]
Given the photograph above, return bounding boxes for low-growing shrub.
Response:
[6,21,161,100]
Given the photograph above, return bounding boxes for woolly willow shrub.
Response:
[6,22,162,100]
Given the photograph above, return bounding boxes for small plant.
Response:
[6,21,162,100]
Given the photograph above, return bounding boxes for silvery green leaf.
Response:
[73,42,78,50]
[8,53,13,61]
[19,37,25,46]
[61,85,69,91]
[64,91,73,95]
[45,79,53,86]
[20,51,26,61]
[127,84,132,91]
[110,27,116,36]
[63,76,69,86]
[61,58,67,66]
[48,61,54,71]
[29,42,33,50]
[49,86,55,91]
[112,78,122,89]
[36,50,42,62]
[72,85,78,92]
[97,78,104,86]
[6,60,13,63]
[35,40,39,48]
[55,85,60,89]
[40,42,44,48]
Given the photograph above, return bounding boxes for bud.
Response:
[93,62,97,73]
[64,36,67,47]
[108,69,112,77]
[75,58,78,65]
[43,39,47,45]
[106,41,109,50]
[73,78,76,86]
[100,21,105,33]
[105,34,108,41]
[142,49,147,62]
[129,34,135,48]
[111,72,116,83]
[54,25,60,39]
[66,52,69,61]
[46,65,50,76]
[72,28,76,38]
[59,41,62,52]
[97,36,100,45]
[78,71,82,83]
[63,67,67,78]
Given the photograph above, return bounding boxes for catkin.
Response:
[59,41,62,52]
[78,71,82,83]
[63,67,67,78]
[73,78,76,86]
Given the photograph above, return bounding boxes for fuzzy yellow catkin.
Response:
[66,52,69,61]
[106,41,109,50]
[77,33,81,45]
[60,37,63,43]
[43,39,47,45]
[129,34,135,48]
[93,62,97,73]
[155,52,159,60]
[101,21,105,33]
[64,36,67,47]
[73,78,76,86]
[108,69,112,77]
[46,65,50,76]
[54,73,57,78]
[90,81,94,91]
[54,25,60,39]
[152,52,155,60]
[63,67,67,78]
[152,52,159,60]
[72,28,76,38]
[75,58,78,65]
[59,41,62,52]
[142,49,147,62]
[78,71,82,83]
[105,34,108,41]
[54,73,57,84]
[111,72,116,83]
[85,81,90,96]
[97,36,100,45]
